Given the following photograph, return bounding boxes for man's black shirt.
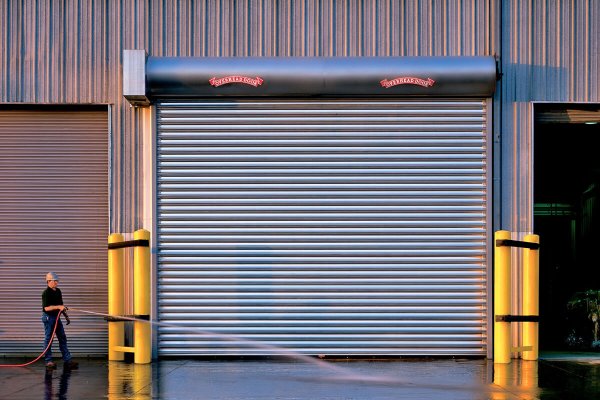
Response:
[42,287,64,316]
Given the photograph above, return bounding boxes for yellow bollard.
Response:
[134,229,151,364]
[522,234,539,361]
[494,230,512,363]
[108,233,125,361]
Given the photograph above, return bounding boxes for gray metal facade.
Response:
[2,0,598,235]
[498,0,600,234]
[1,0,599,356]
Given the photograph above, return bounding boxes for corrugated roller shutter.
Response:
[0,108,108,356]
[157,99,489,356]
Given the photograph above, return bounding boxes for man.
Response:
[42,272,78,369]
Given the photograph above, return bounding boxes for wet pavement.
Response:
[0,352,598,399]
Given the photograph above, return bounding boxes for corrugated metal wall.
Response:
[499,0,600,233]
[2,0,598,234]
[1,0,497,233]
[1,0,599,356]
[497,0,600,355]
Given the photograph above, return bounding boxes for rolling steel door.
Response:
[156,99,490,356]
[0,107,109,356]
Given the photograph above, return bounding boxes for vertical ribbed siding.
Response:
[1,0,497,235]
[504,0,599,101]
[2,0,598,357]
[0,108,109,356]
[0,0,498,101]
[3,1,599,236]
[500,0,600,233]
[499,0,600,354]
[156,99,489,356]
[1,0,499,357]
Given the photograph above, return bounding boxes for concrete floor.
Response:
[0,352,598,399]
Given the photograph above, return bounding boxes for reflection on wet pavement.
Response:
[0,354,598,399]
[108,361,153,399]
[44,365,72,400]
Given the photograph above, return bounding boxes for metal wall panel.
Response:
[3,0,598,233]
[499,0,600,233]
[0,108,109,356]
[497,0,600,356]
[3,0,599,357]
[1,0,496,234]
[156,99,490,356]
[1,0,498,358]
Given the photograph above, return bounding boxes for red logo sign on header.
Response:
[380,77,435,88]
[209,76,264,87]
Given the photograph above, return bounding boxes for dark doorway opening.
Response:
[534,103,600,351]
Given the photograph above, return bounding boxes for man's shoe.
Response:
[64,360,79,369]
[45,361,57,369]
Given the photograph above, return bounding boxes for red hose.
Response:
[0,309,63,367]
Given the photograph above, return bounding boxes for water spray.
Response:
[0,306,538,396]
[70,307,375,382]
